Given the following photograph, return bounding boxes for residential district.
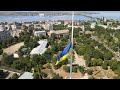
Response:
[0,17,120,79]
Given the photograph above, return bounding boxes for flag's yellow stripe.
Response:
[55,48,72,65]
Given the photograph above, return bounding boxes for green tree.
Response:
[109,59,116,66]
[87,69,93,75]
[42,48,53,63]
[18,46,24,57]
[86,59,91,67]
[114,68,120,75]
[72,66,78,73]
[110,62,118,71]
[78,66,86,75]
[104,60,110,66]
[11,56,31,71]
[1,53,14,67]
[2,42,7,48]
[93,50,103,59]
[51,44,59,54]
[104,52,113,60]
[11,60,22,70]
[102,63,108,70]
[53,24,66,30]
[89,76,96,79]
[48,37,54,45]
[84,53,91,61]
[33,72,42,79]
[63,66,70,73]
[33,65,48,79]
[31,54,46,65]
[96,58,103,66]
[51,33,56,40]
[91,59,97,66]
[61,36,67,42]
[52,73,63,79]
[10,73,19,79]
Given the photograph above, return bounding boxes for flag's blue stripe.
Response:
[57,42,72,61]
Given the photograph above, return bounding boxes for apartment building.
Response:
[0,25,12,42]
[34,30,46,37]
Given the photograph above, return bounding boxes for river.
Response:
[0,11,120,22]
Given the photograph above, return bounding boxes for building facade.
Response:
[30,39,48,55]
[34,31,46,37]
[0,25,12,42]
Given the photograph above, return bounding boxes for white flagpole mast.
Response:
[70,11,74,79]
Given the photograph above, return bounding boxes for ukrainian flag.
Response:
[55,42,72,65]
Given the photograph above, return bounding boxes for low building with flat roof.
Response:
[34,31,46,37]
[0,25,12,42]
[30,39,47,55]
[18,72,33,79]
[50,29,69,35]
[91,22,96,28]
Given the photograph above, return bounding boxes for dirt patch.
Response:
[89,66,117,79]
[42,68,53,79]
[50,63,83,79]
[3,42,24,55]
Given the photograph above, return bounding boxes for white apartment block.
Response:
[34,30,46,37]
[49,29,69,35]
[34,24,42,29]
[0,25,12,42]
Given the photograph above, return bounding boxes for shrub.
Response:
[72,66,78,73]
[63,66,70,73]
[87,69,93,75]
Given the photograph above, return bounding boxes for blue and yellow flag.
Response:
[55,42,72,65]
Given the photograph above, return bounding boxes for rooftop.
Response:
[18,72,33,79]
[21,48,27,52]
[50,29,69,35]
[30,39,47,55]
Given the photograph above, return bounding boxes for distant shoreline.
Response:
[0,11,99,16]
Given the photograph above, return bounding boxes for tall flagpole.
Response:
[70,11,74,79]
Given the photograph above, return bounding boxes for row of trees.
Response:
[53,24,67,30]
[1,53,15,67]
[75,39,113,62]
[63,66,78,73]
[63,65,86,75]
[33,65,48,79]
[0,37,19,49]
[12,47,54,71]
[0,69,9,79]
[94,26,120,53]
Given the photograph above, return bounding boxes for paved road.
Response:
[73,50,88,79]
[0,66,23,76]
[0,68,21,79]
[3,42,24,55]
[73,50,86,67]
